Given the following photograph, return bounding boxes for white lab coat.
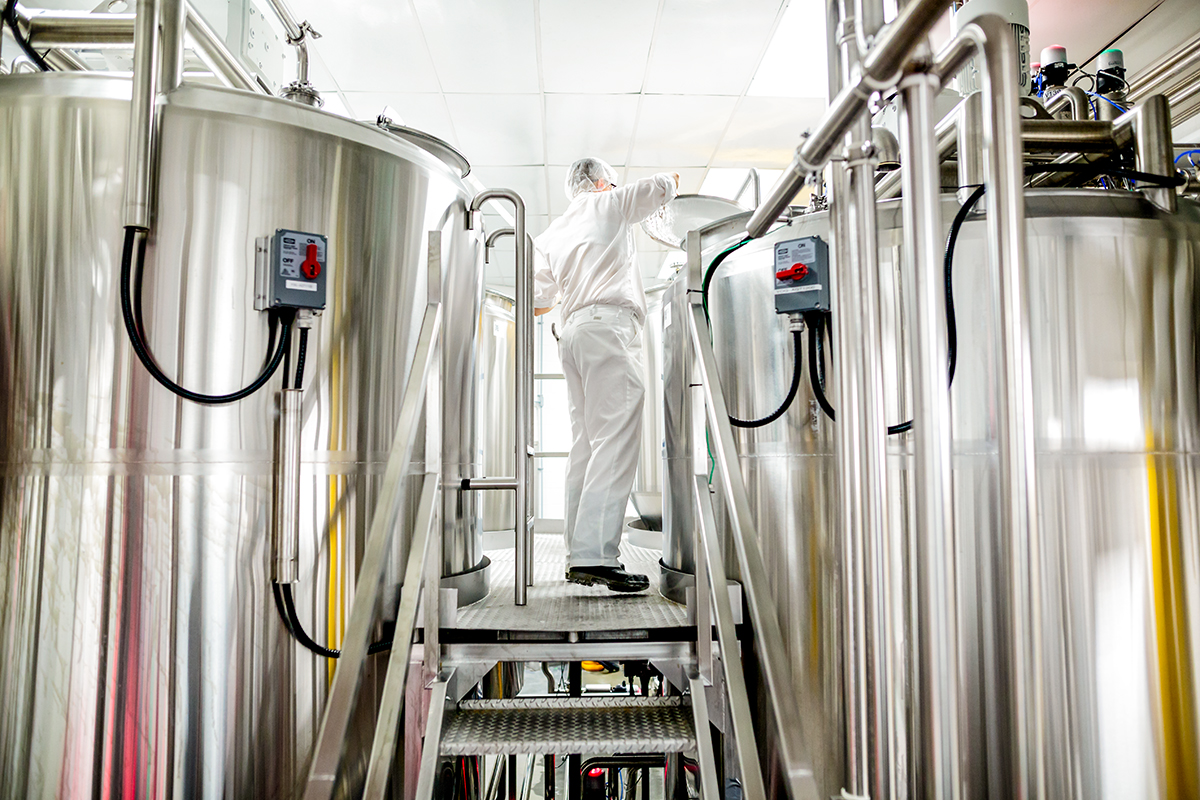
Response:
[533,174,677,568]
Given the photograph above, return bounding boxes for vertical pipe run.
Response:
[123,0,159,229]
[274,389,303,584]
[900,70,963,800]
[524,234,536,588]
[934,16,1045,798]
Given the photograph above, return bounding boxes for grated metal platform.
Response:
[452,534,688,633]
[440,697,695,756]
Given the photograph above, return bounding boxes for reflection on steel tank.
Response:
[663,191,1200,799]
[479,290,515,533]
[632,284,667,532]
[0,73,487,797]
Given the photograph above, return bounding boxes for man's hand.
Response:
[671,172,680,188]
[535,305,555,317]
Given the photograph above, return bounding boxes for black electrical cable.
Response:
[120,226,292,404]
[729,330,804,428]
[805,312,914,435]
[700,232,807,428]
[3,0,51,72]
[293,327,309,390]
[274,582,395,658]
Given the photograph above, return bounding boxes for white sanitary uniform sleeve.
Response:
[559,305,646,568]
[533,173,677,323]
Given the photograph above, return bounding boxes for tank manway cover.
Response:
[773,235,830,315]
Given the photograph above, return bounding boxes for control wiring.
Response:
[120,226,293,404]
[700,226,803,428]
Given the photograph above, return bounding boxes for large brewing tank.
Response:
[666,190,1200,797]
[0,73,487,797]
[479,290,515,533]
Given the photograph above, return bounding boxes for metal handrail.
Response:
[469,191,535,605]
[303,237,444,799]
[685,303,820,800]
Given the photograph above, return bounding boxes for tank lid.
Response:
[641,194,748,249]
[376,117,471,178]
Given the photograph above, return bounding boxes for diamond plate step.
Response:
[439,697,695,756]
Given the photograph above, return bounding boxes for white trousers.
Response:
[559,304,645,568]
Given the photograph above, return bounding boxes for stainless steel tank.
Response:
[479,290,515,533]
[666,190,1200,798]
[0,73,487,798]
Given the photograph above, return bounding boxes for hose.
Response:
[120,226,292,404]
[275,581,394,658]
[3,0,50,72]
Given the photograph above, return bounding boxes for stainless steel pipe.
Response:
[899,69,962,800]
[160,0,185,93]
[933,15,1044,799]
[122,0,158,230]
[184,7,260,92]
[748,0,949,237]
[1113,95,1177,213]
[469,191,533,605]
[273,389,303,584]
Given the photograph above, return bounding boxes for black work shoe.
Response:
[565,565,651,593]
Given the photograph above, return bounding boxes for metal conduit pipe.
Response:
[931,15,1044,799]
[468,191,533,606]
[747,0,950,237]
[20,5,262,93]
[123,0,158,230]
[160,0,185,93]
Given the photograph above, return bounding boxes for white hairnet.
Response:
[564,157,618,200]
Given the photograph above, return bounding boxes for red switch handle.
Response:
[301,243,321,279]
[776,262,808,281]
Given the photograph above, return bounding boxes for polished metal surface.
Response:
[633,285,666,530]
[479,291,515,532]
[0,73,484,798]
[678,188,1200,799]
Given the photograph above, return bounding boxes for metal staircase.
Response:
[295,221,820,800]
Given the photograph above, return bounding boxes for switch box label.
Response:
[271,229,327,310]
[773,235,830,315]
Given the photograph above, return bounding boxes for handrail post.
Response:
[470,190,532,605]
[424,230,444,683]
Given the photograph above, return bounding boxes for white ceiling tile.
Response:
[746,0,828,98]
[445,94,545,166]
[623,167,708,195]
[711,97,825,167]
[539,0,659,93]
[471,166,551,217]
[412,0,540,93]
[545,94,639,165]
[286,0,440,92]
[644,0,783,95]
[341,92,459,146]
[628,96,739,168]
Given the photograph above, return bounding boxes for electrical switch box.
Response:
[773,235,830,315]
[266,229,327,310]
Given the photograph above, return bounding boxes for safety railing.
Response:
[468,191,536,605]
[681,227,821,800]
[303,232,446,800]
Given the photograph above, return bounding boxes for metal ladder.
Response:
[297,220,821,798]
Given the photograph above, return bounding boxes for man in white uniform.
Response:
[533,157,678,592]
